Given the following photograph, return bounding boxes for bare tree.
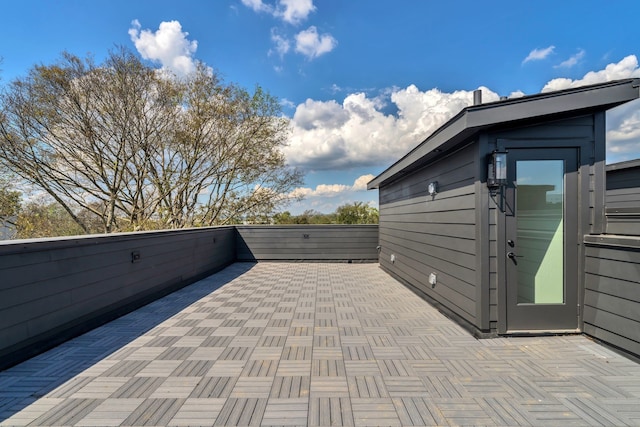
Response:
[0,49,302,233]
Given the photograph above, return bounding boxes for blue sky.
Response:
[2,0,640,214]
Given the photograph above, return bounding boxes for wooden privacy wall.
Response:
[606,160,640,235]
[236,225,379,262]
[0,227,236,370]
[583,235,640,357]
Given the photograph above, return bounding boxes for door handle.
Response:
[507,252,523,259]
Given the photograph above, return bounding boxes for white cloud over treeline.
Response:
[285,174,378,214]
[129,20,199,76]
[284,55,640,169]
[290,174,374,199]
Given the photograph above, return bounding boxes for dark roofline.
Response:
[368,78,640,189]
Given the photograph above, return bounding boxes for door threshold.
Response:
[502,329,581,336]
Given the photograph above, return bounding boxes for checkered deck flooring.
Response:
[2,263,640,426]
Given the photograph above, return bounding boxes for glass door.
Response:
[505,148,578,332]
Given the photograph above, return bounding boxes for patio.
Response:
[1,262,639,426]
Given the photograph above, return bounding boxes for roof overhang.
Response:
[368,78,640,189]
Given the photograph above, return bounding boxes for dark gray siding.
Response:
[606,160,640,235]
[236,225,379,262]
[0,227,235,369]
[378,143,479,329]
[583,235,640,357]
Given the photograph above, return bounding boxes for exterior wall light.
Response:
[427,181,439,196]
[487,150,507,188]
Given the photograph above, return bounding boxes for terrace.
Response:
[1,226,640,426]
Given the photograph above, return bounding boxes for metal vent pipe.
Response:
[473,89,482,105]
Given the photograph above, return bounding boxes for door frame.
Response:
[496,141,585,334]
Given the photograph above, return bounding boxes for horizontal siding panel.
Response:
[236,225,379,262]
[1,230,231,290]
[381,193,476,215]
[380,184,476,211]
[0,235,234,309]
[605,220,640,235]
[378,236,475,292]
[585,273,640,301]
[585,261,640,287]
[583,236,640,358]
[379,209,476,225]
[493,115,594,140]
[379,254,476,324]
[380,145,476,205]
[380,233,476,279]
[380,226,475,256]
[380,221,475,240]
[583,307,640,345]
[582,324,640,357]
[584,289,639,321]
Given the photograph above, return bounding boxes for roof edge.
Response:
[368,78,640,190]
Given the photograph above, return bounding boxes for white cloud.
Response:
[295,26,337,59]
[240,0,273,13]
[353,174,375,190]
[542,55,640,92]
[555,49,585,69]
[290,174,374,198]
[129,20,198,77]
[284,86,499,169]
[607,98,640,162]
[241,0,314,24]
[523,46,555,64]
[276,0,315,25]
[269,28,290,58]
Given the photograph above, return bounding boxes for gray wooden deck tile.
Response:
[111,377,165,398]
[213,397,267,426]
[509,398,589,426]
[190,376,236,398]
[75,398,145,426]
[167,397,225,426]
[347,376,388,398]
[262,397,309,426]
[121,398,185,426]
[392,396,445,426]
[270,376,311,398]
[230,377,274,398]
[70,377,129,399]
[312,359,346,376]
[273,358,309,374]
[351,398,402,426]
[308,397,354,426]
[242,359,279,377]
[29,398,102,426]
